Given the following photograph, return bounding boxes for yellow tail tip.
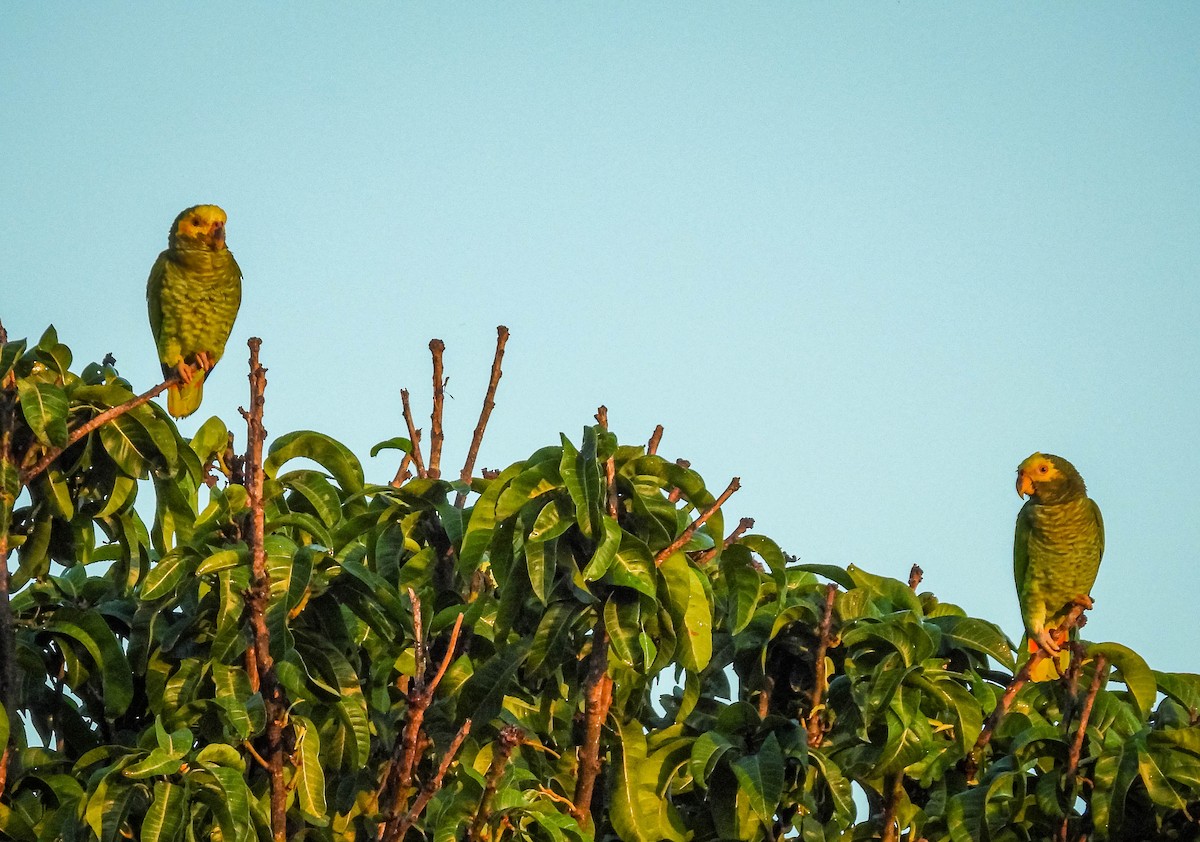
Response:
[167,372,206,418]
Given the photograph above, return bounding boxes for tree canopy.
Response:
[0,324,1197,842]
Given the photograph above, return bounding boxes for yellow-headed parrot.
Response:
[146,205,242,418]
[1013,452,1104,680]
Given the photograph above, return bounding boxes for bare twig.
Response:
[468,725,524,841]
[455,326,509,507]
[391,450,413,488]
[399,390,426,479]
[647,424,663,455]
[573,611,613,822]
[238,339,287,842]
[1066,655,1106,780]
[696,516,756,566]
[20,375,176,484]
[379,591,465,823]
[595,406,618,518]
[908,564,924,591]
[655,477,741,566]
[428,340,446,479]
[385,719,472,842]
[806,584,838,747]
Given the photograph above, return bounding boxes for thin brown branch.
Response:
[238,339,286,842]
[1059,655,1107,842]
[380,594,465,822]
[20,375,176,485]
[647,424,663,455]
[455,326,509,507]
[968,602,1090,777]
[385,719,472,842]
[1066,655,1106,780]
[390,450,413,488]
[880,772,904,842]
[666,458,690,503]
[595,406,618,519]
[399,390,426,479]
[468,725,524,841]
[573,611,613,822]
[427,339,446,479]
[655,477,741,566]
[757,675,774,720]
[696,516,756,565]
[908,564,924,591]
[806,583,838,747]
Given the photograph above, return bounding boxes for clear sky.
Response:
[3,5,1198,672]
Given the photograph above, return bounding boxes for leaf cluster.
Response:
[0,327,1197,842]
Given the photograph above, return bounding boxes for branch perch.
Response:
[238,338,287,842]
[399,389,426,479]
[655,477,740,565]
[427,339,446,479]
[806,583,838,747]
[455,326,509,507]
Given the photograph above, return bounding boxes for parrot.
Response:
[1013,452,1104,681]
[146,205,242,418]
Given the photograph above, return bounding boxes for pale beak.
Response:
[1016,470,1035,498]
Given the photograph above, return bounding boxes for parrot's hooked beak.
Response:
[1016,470,1035,499]
[209,221,226,249]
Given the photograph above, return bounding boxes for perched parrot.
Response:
[146,205,242,418]
[1013,452,1104,680]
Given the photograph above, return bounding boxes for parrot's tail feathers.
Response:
[168,371,206,418]
[1028,648,1070,682]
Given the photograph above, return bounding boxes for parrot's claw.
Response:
[1034,629,1060,655]
[174,361,195,386]
[196,351,214,372]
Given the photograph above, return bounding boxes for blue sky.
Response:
[3,5,1198,672]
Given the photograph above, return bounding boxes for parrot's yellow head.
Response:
[169,204,229,251]
[1016,452,1087,504]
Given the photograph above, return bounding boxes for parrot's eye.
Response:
[1039,465,1048,473]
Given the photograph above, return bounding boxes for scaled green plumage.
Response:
[1013,452,1105,681]
[147,205,242,418]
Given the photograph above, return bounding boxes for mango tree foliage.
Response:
[0,326,1196,842]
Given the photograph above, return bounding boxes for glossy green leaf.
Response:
[1090,642,1155,721]
[265,430,364,493]
[141,780,184,842]
[18,379,69,448]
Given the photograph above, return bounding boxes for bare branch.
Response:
[573,611,613,822]
[399,390,426,479]
[655,477,741,565]
[455,326,509,507]
[595,406,618,518]
[647,424,663,455]
[908,564,924,591]
[428,339,446,479]
[696,516,756,566]
[385,719,472,842]
[468,725,524,841]
[806,583,838,747]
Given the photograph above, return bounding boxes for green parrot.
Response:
[1013,452,1104,680]
[147,205,242,418]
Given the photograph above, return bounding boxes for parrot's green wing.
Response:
[1013,503,1031,597]
[146,253,169,372]
[1090,498,1105,560]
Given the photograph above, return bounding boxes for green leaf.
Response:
[0,337,27,382]
[928,616,1015,667]
[1090,642,1155,721]
[732,731,784,824]
[690,731,735,788]
[18,379,69,448]
[370,435,412,457]
[42,606,134,717]
[98,410,158,477]
[457,638,532,726]
[265,430,364,493]
[294,714,328,821]
[141,780,184,842]
[610,717,685,842]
